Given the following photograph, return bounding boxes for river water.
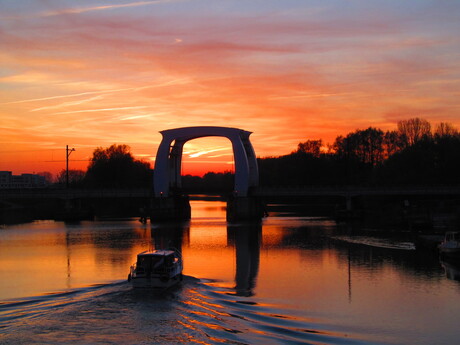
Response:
[1,200,459,344]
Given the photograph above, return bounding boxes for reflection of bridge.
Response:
[149,219,261,297]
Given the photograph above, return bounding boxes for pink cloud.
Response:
[1,1,460,175]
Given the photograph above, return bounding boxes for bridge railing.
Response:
[253,185,460,197]
[3,185,460,200]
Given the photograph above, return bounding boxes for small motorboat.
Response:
[439,231,460,259]
[128,249,183,288]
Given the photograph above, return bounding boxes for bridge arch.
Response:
[154,126,259,197]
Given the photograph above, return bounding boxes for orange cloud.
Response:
[1,1,460,176]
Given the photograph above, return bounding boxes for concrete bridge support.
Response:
[150,194,191,222]
[226,196,266,222]
[346,195,353,212]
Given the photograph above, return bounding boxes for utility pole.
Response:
[66,145,75,188]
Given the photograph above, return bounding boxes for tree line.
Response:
[259,118,460,186]
[52,117,460,189]
[54,144,152,188]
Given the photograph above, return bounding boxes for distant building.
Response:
[0,171,47,189]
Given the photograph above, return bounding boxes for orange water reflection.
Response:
[0,220,157,299]
[2,200,460,345]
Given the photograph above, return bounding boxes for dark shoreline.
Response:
[2,189,460,233]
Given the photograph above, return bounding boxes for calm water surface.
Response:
[1,200,459,344]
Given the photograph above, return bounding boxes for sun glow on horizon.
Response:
[1,1,460,177]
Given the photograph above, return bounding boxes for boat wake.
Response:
[0,281,128,331]
[176,280,385,345]
[1,277,386,345]
[330,235,416,251]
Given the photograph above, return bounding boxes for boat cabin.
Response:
[444,232,459,243]
[135,250,176,273]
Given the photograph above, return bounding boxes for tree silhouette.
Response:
[84,144,151,188]
[383,130,405,159]
[434,122,459,139]
[56,169,85,187]
[257,118,460,187]
[333,127,385,166]
[37,171,54,184]
[397,118,431,147]
[296,139,323,157]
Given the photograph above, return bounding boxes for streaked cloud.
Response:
[52,106,150,115]
[188,148,229,158]
[31,96,104,112]
[1,0,460,175]
[1,0,182,20]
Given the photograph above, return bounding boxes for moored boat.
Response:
[438,231,460,259]
[128,249,183,288]
[440,258,460,281]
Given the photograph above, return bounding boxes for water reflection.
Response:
[2,201,460,345]
[227,223,261,296]
[150,221,190,253]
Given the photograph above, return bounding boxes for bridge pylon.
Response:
[150,126,264,222]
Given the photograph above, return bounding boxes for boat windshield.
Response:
[137,254,175,269]
[446,232,458,241]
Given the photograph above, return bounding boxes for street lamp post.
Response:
[66,145,75,188]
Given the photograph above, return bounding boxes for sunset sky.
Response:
[1,0,460,176]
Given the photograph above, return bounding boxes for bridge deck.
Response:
[253,185,460,197]
[2,186,460,200]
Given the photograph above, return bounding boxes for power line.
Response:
[44,160,88,162]
[0,149,58,153]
